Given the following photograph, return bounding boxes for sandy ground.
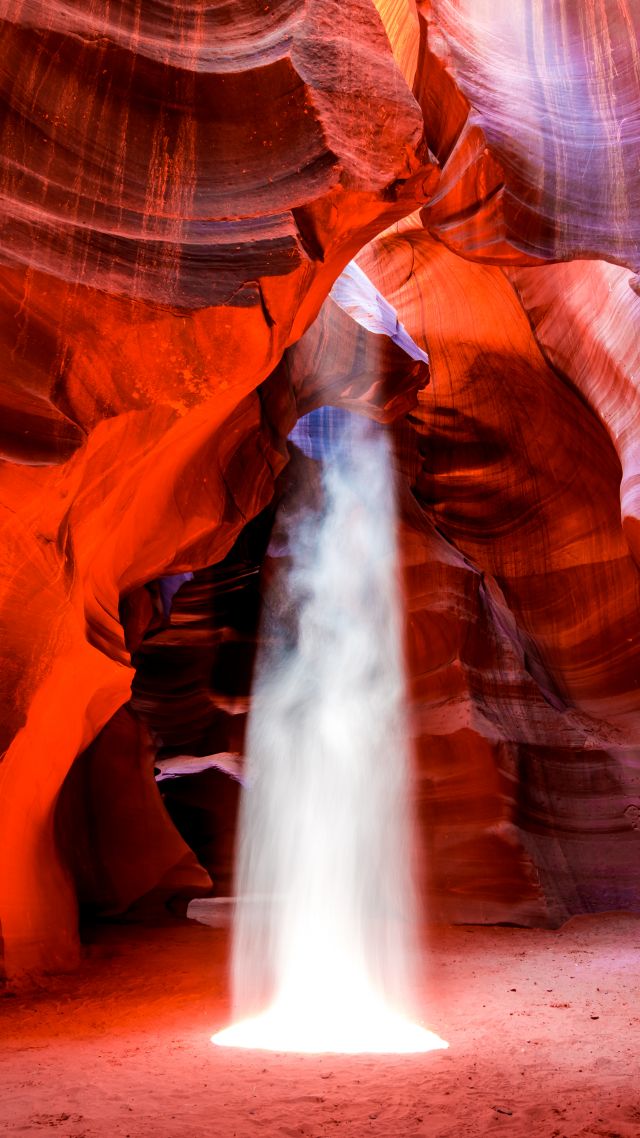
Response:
[2,913,640,1138]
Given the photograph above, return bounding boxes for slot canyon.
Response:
[1,1,640,1135]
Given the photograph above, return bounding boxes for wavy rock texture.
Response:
[415,0,640,274]
[509,260,640,562]
[125,517,271,897]
[56,705,213,915]
[2,0,640,980]
[0,0,435,979]
[121,299,428,905]
[358,228,640,923]
[372,0,421,86]
[0,0,433,309]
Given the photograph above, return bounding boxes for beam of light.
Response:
[212,406,447,1055]
[212,973,448,1054]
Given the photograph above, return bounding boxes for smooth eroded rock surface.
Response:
[2,0,640,980]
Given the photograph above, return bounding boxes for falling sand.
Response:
[215,411,444,1053]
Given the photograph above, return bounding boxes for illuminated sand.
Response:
[212,1009,447,1054]
[217,411,445,1054]
[3,917,639,1138]
[212,974,448,1053]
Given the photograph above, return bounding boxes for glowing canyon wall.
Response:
[1,0,640,978]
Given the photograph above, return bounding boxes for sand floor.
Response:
[2,913,640,1138]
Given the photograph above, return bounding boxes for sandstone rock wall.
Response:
[1,0,640,978]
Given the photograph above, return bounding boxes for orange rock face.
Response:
[360,229,640,924]
[1,1,640,978]
[0,0,435,979]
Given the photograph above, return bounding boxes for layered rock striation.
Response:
[0,0,434,978]
[1,0,640,979]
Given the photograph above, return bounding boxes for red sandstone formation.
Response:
[1,0,640,980]
[359,227,640,924]
[378,0,640,275]
[419,0,640,275]
[0,0,435,979]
